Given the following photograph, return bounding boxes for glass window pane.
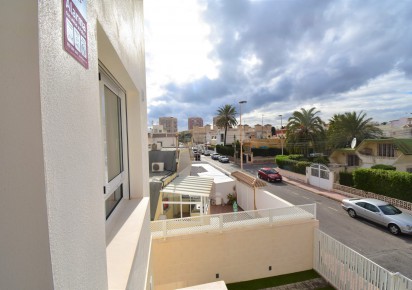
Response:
[105,185,123,219]
[105,86,123,181]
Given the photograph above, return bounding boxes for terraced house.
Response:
[330,138,412,173]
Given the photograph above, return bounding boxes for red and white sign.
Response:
[63,0,88,69]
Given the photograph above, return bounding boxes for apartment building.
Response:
[1,2,150,289]
[192,124,276,145]
[378,116,412,138]
[188,117,204,130]
[159,116,178,133]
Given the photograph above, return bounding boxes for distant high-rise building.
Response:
[188,117,203,130]
[159,117,178,133]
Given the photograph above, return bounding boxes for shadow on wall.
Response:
[148,150,177,172]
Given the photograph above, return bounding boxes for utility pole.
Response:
[239,100,247,170]
[279,115,283,155]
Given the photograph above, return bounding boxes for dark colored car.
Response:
[257,168,282,182]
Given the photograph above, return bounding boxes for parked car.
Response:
[203,150,211,156]
[211,153,220,160]
[257,168,282,182]
[218,156,229,163]
[341,198,412,235]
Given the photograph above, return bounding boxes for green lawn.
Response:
[226,269,334,290]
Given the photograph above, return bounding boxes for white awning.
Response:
[160,176,213,197]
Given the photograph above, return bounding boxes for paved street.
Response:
[201,157,412,279]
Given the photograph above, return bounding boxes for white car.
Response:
[218,156,229,163]
[211,153,220,160]
[341,198,412,235]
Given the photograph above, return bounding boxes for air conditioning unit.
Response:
[152,162,164,172]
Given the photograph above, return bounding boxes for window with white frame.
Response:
[100,66,129,220]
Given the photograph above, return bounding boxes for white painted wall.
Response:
[256,190,294,209]
[215,179,236,204]
[0,3,54,289]
[236,181,292,211]
[1,1,149,289]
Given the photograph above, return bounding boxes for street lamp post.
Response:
[239,100,247,170]
[261,114,264,139]
[279,114,283,155]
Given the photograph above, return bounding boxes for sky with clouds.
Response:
[144,0,412,131]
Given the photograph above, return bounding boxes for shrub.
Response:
[275,155,311,175]
[252,147,285,157]
[353,168,412,202]
[371,164,396,171]
[295,161,311,174]
[311,156,329,165]
[288,154,305,161]
[339,171,354,187]
[216,145,234,156]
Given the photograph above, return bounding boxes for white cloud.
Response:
[145,0,412,131]
[145,0,219,101]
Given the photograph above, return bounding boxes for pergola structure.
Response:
[160,176,214,219]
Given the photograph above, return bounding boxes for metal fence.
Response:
[151,204,316,238]
[314,229,412,290]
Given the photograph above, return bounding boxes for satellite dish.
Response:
[350,138,357,149]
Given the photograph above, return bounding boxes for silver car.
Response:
[341,198,412,235]
[218,156,229,163]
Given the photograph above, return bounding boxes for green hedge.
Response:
[312,156,329,165]
[216,145,234,156]
[275,155,311,175]
[251,147,288,157]
[371,164,396,171]
[353,169,412,202]
[339,171,354,187]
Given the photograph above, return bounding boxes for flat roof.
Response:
[191,163,234,184]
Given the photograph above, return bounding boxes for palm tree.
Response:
[327,111,382,149]
[286,107,325,156]
[216,104,238,146]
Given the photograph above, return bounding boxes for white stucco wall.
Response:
[256,190,293,209]
[236,181,292,211]
[1,1,149,289]
[0,3,54,289]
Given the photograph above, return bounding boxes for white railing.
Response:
[314,229,412,290]
[151,204,316,239]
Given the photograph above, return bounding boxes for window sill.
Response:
[106,197,150,290]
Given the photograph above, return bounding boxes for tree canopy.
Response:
[327,111,382,149]
[216,104,238,146]
[286,107,325,156]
